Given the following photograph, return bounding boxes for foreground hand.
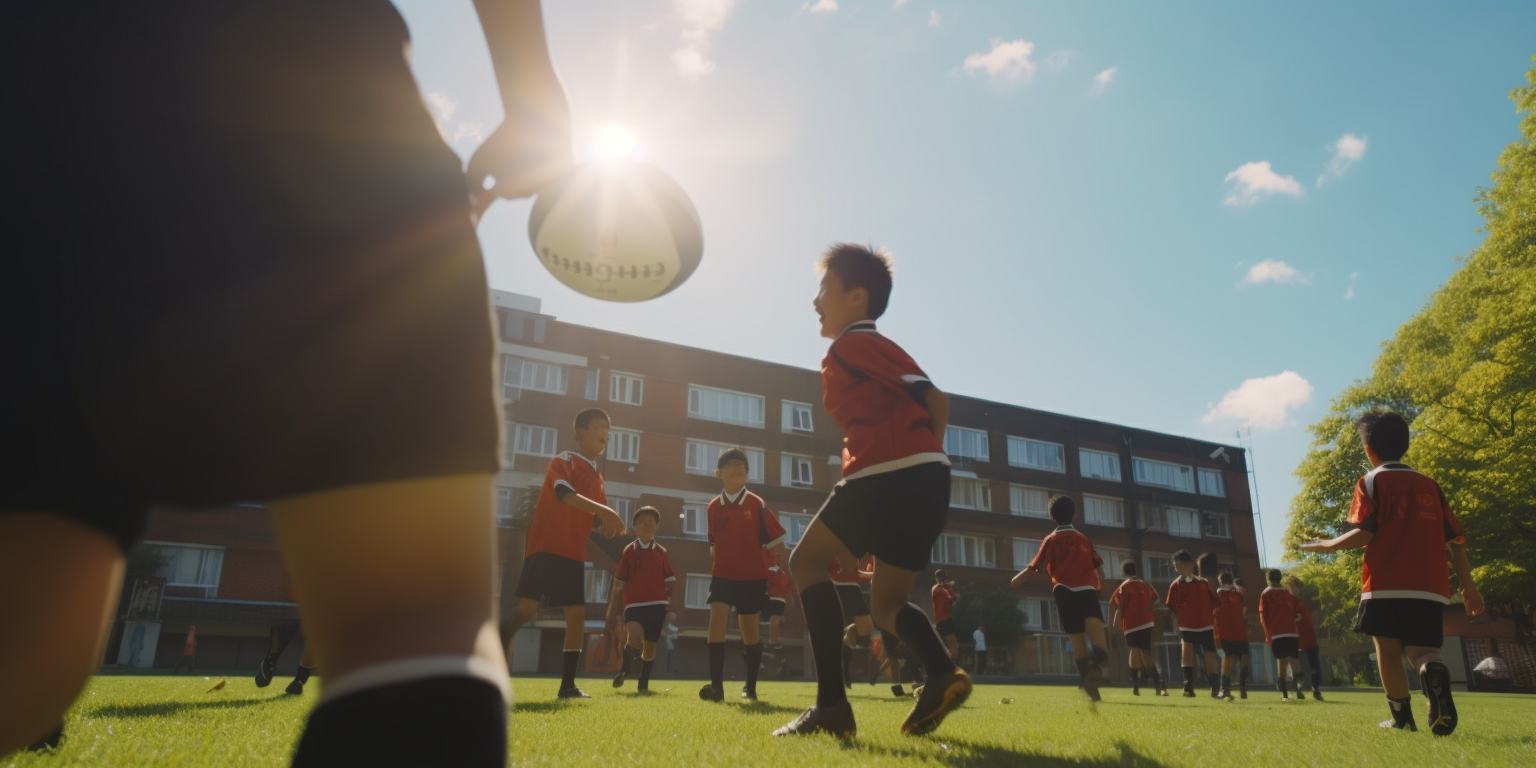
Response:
[1298,539,1332,554]
[598,511,626,539]
[466,109,574,220]
[1009,571,1026,590]
[1464,586,1485,618]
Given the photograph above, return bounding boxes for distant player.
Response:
[1259,568,1304,701]
[832,554,875,688]
[1287,576,1324,701]
[606,506,674,694]
[1165,551,1220,698]
[1301,410,1482,734]
[762,549,794,672]
[1108,560,1165,696]
[931,570,960,658]
[1213,572,1249,700]
[1011,495,1110,701]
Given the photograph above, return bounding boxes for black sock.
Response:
[708,642,725,691]
[561,650,580,690]
[1091,646,1108,666]
[1130,668,1142,691]
[1220,673,1230,691]
[1151,666,1163,691]
[1182,665,1194,689]
[1208,673,1220,692]
[894,603,957,679]
[841,646,853,682]
[291,676,505,768]
[639,659,654,688]
[294,665,314,684]
[620,647,634,676]
[800,582,850,708]
[745,643,763,692]
[1387,695,1416,729]
[1311,669,1322,691]
[1074,657,1092,679]
[1278,676,1288,695]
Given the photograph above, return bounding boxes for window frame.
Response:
[684,574,712,609]
[607,428,642,464]
[1007,436,1066,473]
[932,532,997,568]
[682,503,709,538]
[685,440,764,482]
[1079,448,1123,481]
[781,454,815,487]
[609,371,644,406]
[1198,467,1226,498]
[944,426,991,461]
[1081,494,1126,528]
[1203,512,1232,539]
[950,475,992,511]
[512,423,560,458]
[782,401,815,433]
[687,384,766,428]
[1008,485,1052,518]
[502,355,568,397]
[1133,456,1196,493]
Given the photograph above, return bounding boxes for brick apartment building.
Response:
[108,289,1279,685]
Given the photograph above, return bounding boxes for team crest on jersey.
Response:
[744,510,753,520]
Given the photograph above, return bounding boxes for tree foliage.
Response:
[1286,56,1536,637]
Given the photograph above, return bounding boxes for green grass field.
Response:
[7,675,1534,767]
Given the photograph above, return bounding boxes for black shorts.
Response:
[835,583,871,622]
[1180,629,1217,654]
[1053,585,1104,635]
[935,618,957,638]
[815,462,950,571]
[762,598,787,619]
[1355,598,1445,648]
[1220,640,1251,658]
[1270,637,1300,659]
[1125,627,1153,651]
[2,2,499,551]
[708,577,769,615]
[624,604,668,643]
[513,553,586,608]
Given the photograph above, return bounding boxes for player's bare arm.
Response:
[1009,566,1046,591]
[924,387,949,438]
[1299,527,1373,554]
[1449,541,1484,615]
[565,494,625,538]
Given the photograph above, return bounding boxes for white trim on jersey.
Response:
[1362,589,1450,604]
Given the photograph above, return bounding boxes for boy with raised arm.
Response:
[1010,495,1110,701]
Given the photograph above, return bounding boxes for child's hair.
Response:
[1218,571,1235,586]
[717,447,749,469]
[633,506,660,525]
[574,408,610,431]
[818,243,894,320]
[1266,568,1283,586]
[934,569,949,582]
[1197,552,1220,579]
[1356,409,1409,461]
[1172,550,1194,565]
[1121,560,1139,577]
[1048,494,1075,525]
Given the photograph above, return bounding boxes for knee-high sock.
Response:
[560,650,580,690]
[744,643,763,692]
[708,642,725,691]
[294,665,314,685]
[639,659,654,688]
[1182,665,1194,689]
[1151,665,1163,691]
[800,582,850,708]
[894,603,958,679]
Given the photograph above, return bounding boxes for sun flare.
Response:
[592,124,639,161]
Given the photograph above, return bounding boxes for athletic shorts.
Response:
[815,462,950,571]
[1053,585,1104,635]
[1270,636,1300,660]
[708,577,769,615]
[1125,627,1153,651]
[936,618,957,638]
[1180,629,1217,654]
[2,2,499,552]
[761,598,786,619]
[835,583,871,622]
[513,553,586,608]
[1355,597,1444,649]
[1220,640,1251,658]
[624,604,668,643]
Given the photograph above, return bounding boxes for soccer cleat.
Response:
[26,724,64,752]
[911,684,924,699]
[901,668,972,736]
[1380,718,1417,732]
[892,684,906,697]
[255,654,277,688]
[741,686,758,701]
[1311,689,1324,702]
[284,678,306,695]
[1221,690,1234,701]
[1421,661,1457,736]
[1296,689,1306,700]
[1181,688,1197,698]
[612,668,626,688]
[698,683,724,702]
[1280,695,1292,702]
[773,703,857,738]
[1081,663,1103,703]
[557,686,592,700]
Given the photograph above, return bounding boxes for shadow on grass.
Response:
[512,700,577,715]
[735,700,803,716]
[87,697,274,719]
[845,737,1171,768]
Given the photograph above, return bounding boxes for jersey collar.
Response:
[563,451,599,472]
[721,487,748,505]
[635,538,657,550]
[1052,525,1077,533]
[833,320,878,340]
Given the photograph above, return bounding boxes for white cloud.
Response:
[1318,133,1368,186]
[1223,161,1304,206]
[1240,259,1309,287]
[673,0,737,82]
[425,91,482,144]
[803,0,838,13]
[1202,371,1314,431]
[1045,51,1072,71]
[1344,271,1360,300]
[928,9,941,26]
[894,0,909,6]
[1092,66,1118,95]
[964,39,1036,81]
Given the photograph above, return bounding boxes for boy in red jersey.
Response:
[1287,576,1324,701]
[1213,571,1249,700]
[1302,410,1482,735]
[700,448,787,703]
[606,506,674,693]
[1259,568,1303,701]
[1165,551,1220,698]
[931,570,960,658]
[1010,496,1110,701]
[503,408,626,699]
[1108,560,1165,696]
[774,244,966,738]
[763,549,794,668]
[833,555,876,687]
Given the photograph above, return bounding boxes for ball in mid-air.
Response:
[528,161,702,302]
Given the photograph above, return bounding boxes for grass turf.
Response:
[6,675,1534,767]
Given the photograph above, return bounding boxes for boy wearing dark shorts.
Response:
[607,506,674,693]
[504,409,626,700]
[1166,551,1220,698]
[832,555,875,688]
[763,549,794,667]
[1010,496,1110,701]
[931,571,960,659]
[1259,569,1303,701]
[700,449,787,702]
[774,244,965,738]
[1288,577,1324,701]
[1213,572,1250,700]
[1109,561,1165,696]
[1302,410,1483,735]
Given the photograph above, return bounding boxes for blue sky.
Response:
[394,0,1535,564]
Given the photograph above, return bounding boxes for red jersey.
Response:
[1348,463,1466,603]
[1213,586,1248,643]
[1109,578,1157,632]
[1028,526,1103,591]
[931,583,958,622]
[766,567,792,601]
[1259,586,1299,641]
[829,554,874,584]
[1166,577,1216,632]
[614,539,675,609]
[708,489,786,581]
[525,452,606,561]
[821,322,949,480]
[1296,600,1319,650]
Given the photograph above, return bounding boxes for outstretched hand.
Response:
[466,109,573,221]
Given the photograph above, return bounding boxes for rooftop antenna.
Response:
[1238,427,1269,566]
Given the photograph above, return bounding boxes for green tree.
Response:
[951,585,1025,649]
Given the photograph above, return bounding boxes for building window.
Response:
[1169,507,1201,538]
[688,385,765,428]
[584,563,611,604]
[682,504,708,538]
[944,426,990,461]
[685,440,764,482]
[1079,448,1122,481]
[502,356,567,397]
[685,574,712,609]
[1013,538,1041,569]
[1133,457,1195,493]
[782,401,815,433]
[584,368,600,400]
[1009,486,1051,518]
[1203,512,1232,539]
[513,424,560,457]
[950,476,991,510]
[1082,495,1125,528]
[608,429,641,464]
[611,498,635,530]
[1198,468,1226,498]
[1008,437,1065,473]
[610,372,644,406]
[1018,598,1043,630]
[1098,548,1133,580]
[495,487,514,526]
[932,533,996,568]
[781,454,814,487]
[779,512,812,546]
[1143,552,1178,582]
[1038,635,1076,675]
[145,542,225,598]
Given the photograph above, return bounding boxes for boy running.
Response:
[1108,560,1165,696]
[1288,577,1324,701]
[1166,551,1220,698]
[1259,568,1304,701]
[762,549,794,669]
[607,506,674,693]
[1010,495,1110,701]
[832,554,875,688]
[931,570,960,659]
[1213,572,1249,700]
[774,244,966,738]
